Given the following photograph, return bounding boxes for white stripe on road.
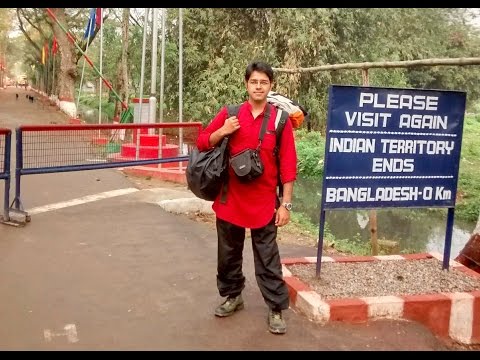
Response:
[64,323,79,343]
[28,188,139,215]
[44,323,79,343]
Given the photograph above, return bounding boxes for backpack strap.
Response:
[256,104,271,151]
[226,104,241,118]
[273,109,290,199]
[273,109,289,157]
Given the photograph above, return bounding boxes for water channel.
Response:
[293,177,476,259]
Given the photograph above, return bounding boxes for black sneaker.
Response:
[214,295,244,317]
[268,309,286,334]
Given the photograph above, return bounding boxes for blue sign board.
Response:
[322,85,466,209]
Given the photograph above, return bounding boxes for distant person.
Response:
[195,61,297,335]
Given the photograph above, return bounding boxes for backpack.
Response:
[267,91,309,129]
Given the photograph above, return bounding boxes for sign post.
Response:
[317,85,466,276]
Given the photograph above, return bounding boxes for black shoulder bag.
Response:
[229,105,271,183]
[186,105,240,201]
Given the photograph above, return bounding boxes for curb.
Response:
[282,252,480,345]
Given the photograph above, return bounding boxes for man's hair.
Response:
[245,61,274,83]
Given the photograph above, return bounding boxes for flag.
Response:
[41,45,46,65]
[52,36,58,55]
[95,8,102,29]
[83,8,96,39]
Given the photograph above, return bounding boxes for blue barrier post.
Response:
[1,130,11,222]
[13,127,23,211]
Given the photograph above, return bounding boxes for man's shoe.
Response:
[214,295,244,317]
[268,309,287,334]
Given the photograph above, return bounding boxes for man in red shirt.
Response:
[196,61,297,334]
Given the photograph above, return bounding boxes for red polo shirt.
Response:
[196,101,297,229]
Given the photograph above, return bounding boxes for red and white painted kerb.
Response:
[282,252,480,345]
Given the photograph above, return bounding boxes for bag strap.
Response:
[219,105,241,204]
[256,104,271,151]
[273,109,289,198]
[273,109,289,157]
[226,104,241,118]
[227,103,271,152]
[219,135,229,204]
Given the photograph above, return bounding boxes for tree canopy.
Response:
[4,8,480,130]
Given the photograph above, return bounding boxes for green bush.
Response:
[295,129,326,179]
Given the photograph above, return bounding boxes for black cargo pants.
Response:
[215,216,290,311]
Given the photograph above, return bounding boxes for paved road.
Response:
[0,86,453,350]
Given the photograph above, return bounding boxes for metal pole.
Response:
[98,8,103,124]
[76,36,91,114]
[157,8,167,165]
[443,208,455,270]
[2,131,11,222]
[149,8,158,126]
[14,128,23,210]
[315,205,326,277]
[136,8,149,160]
[52,54,56,95]
[46,46,50,94]
[178,8,184,156]
[159,8,166,123]
[138,8,149,124]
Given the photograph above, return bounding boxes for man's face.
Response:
[245,71,272,103]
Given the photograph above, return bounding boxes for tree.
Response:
[48,8,76,103]
[0,9,14,87]
[16,8,109,116]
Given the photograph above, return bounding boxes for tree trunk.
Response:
[51,8,77,117]
[474,213,480,235]
[114,8,130,119]
[455,213,480,273]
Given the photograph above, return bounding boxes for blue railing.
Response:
[10,122,202,220]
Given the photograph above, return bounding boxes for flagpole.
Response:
[52,53,56,96]
[77,36,91,114]
[178,8,183,155]
[159,8,166,124]
[47,44,51,95]
[135,8,149,161]
[41,45,44,90]
[138,8,149,126]
[98,8,103,124]
[43,45,47,93]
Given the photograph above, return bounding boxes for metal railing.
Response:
[10,122,202,220]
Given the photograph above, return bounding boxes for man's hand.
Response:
[275,206,291,227]
[222,116,240,135]
[209,116,240,147]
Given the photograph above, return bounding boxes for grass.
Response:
[455,114,480,223]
